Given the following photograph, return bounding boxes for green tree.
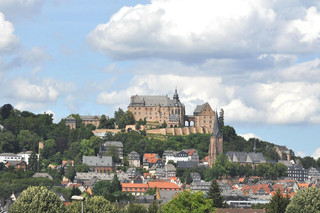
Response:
[28,151,39,172]
[66,195,117,213]
[75,164,89,172]
[148,200,161,213]
[267,189,290,213]
[111,174,122,192]
[0,104,13,120]
[114,108,125,127]
[286,187,320,213]
[162,190,213,213]
[105,145,121,163]
[207,179,226,208]
[9,186,65,213]
[127,203,148,213]
[301,156,317,169]
[65,166,76,181]
[0,130,17,152]
[17,130,40,151]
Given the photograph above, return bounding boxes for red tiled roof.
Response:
[148,182,181,190]
[144,153,157,160]
[298,183,310,188]
[148,158,160,163]
[186,150,195,156]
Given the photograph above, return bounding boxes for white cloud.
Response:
[20,46,52,65]
[280,58,320,82]
[0,12,19,54]
[312,148,320,159]
[238,133,261,141]
[96,68,320,125]
[88,0,320,62]
[297,151,306,158]
[0,0,44,22]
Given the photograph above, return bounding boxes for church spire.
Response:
[212,110,221,138]
[173,88,179,101]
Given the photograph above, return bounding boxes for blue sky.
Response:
[1,0,320,158]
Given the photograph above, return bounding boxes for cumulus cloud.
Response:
[88,0,320,62]
[238,133,261,141]
[96,67,320,125]
[0,12,19,54]
[312,148,320,159]
[0,0,44,22]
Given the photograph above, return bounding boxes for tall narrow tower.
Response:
[208,110,223,168]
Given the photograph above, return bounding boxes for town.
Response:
[0,90,319,212]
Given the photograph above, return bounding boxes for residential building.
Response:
[163,150,188,163]
[165,164,176,178]
[100,141,124,159]
[226,152,267,166]
[65,115,103,129]
[274,145,291,161]
[190,181,211,193]
[0,151,38,165]
[122,182,182,196]
[163,149,199,164]
[80,115,101,127]
[82,155,114,173]
[182,149,200,162]
[287,165,308,181]
[190,172,201,183]
[65,116,76,129]
[128,89,185,127]
[143,153,164,170]
[177,161,198,169]
[128,151,140,167]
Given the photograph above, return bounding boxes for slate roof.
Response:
[80,115,101,121]
[32,173,53,180]
[212,110,221,137]
[82,155,113,167]
[159,190,179,203]
[193,103,208,115]
[226,151,266,164]
[66,116,76,120]
[190,172,201,182]
[101,141,123,148]
[128,151,140,159]
[129,93,183,107]
[165,164,176,172]
[177,161,198,169]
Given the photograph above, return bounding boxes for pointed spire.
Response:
[212,110,221,138]
[173,87,179,101]
[253,139,256,153]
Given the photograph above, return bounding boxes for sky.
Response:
[0,0,320,158]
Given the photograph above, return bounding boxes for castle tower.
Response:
[208,110,223,168]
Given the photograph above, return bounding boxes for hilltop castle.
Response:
[128,89,217,133]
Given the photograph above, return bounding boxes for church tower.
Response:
[208,110,223,168]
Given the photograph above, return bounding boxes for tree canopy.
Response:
[286,187,320,213]
[9,186,65,213]
[162,190,214,213]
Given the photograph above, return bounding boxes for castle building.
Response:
[65,115,102,129]
[189,102,216,133]
[128,89,185,127]
[208,111,223,167]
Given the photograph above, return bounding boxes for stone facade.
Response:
[128,151,141,167]
[65,115,102,129]
[193,103,216,133]
[128,89,185,127]
[208,111,223,167]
